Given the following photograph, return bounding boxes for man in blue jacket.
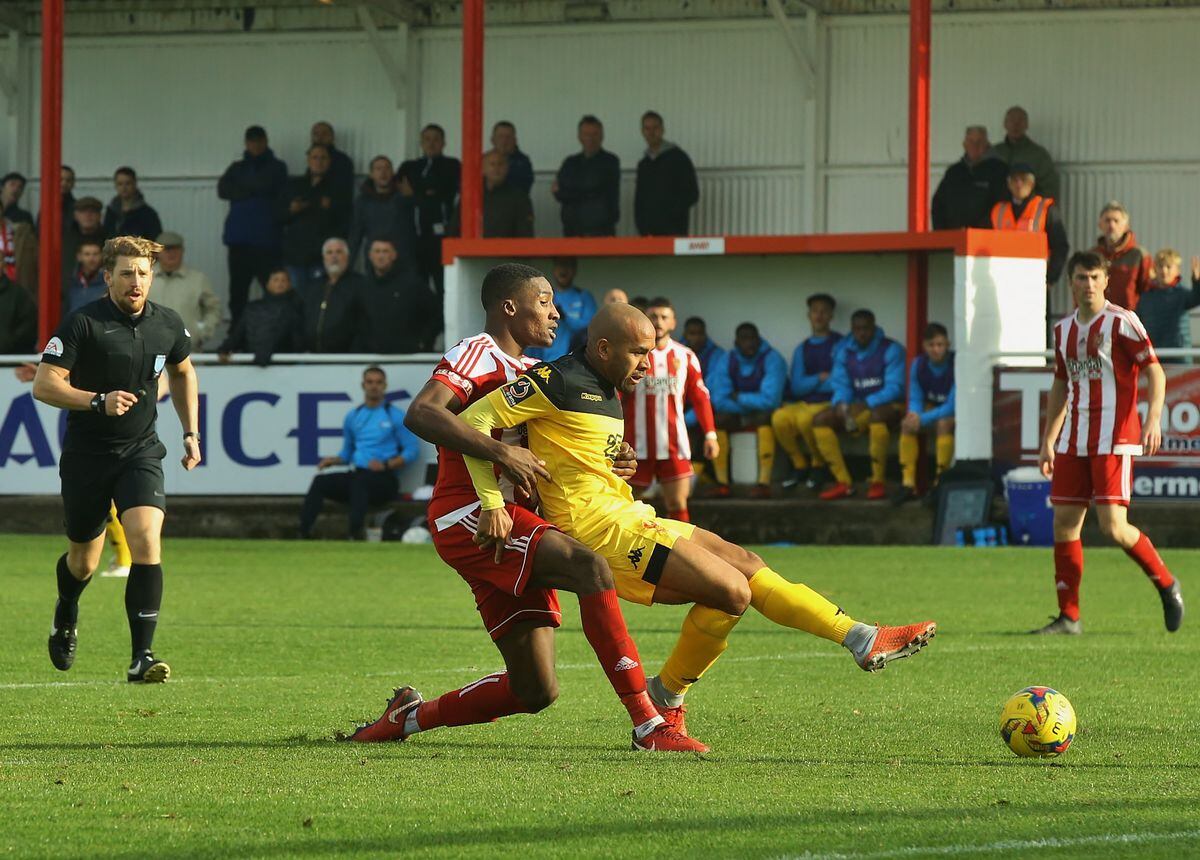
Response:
[771,293,846,491]
[895,323,956,505]
[299,366,421,540]
[708,322,787,497]
[813,309,906,501]
[525,257,596,361]
[682,316,726,475]
[218,126,289,324]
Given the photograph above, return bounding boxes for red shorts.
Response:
[1050,452,1133,507]
[630,457,694,488]
[429,500,562,641]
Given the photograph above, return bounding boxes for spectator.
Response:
[1138,250,1200,362]
[991,106,1060,201]
[492,121,534,194]
[152,231,221,349]
[526,257,595,361]
[770,293,847,492]
[812,309,905,502]
[301,238,364,353]
[895,322,956,505]
[349,155,417,270]
[299,365,420,540]
[310,120,355,230]
[602,288,629,305]
[707,322,787,498]
[553,115,620,237]
[36,166,76,235]
[1091,201,1152,311]
[357,237,427,354]
[62,196,107,277]
[279,144,347,289]
[630,295,649,312]
[0,270,37,353]
[931,125,1007,229]
[482,149,534,238]
[218,125,289,324]
[682,315,727,474]
[63,238,107,313]
[103,167,163,239]
[218,269,304,367]
[1,172,33,227]
[634,111,699,236]
[568,283,623,353]
[399,123,461,294]
[990,163,1069,288]
[1,212,37,298]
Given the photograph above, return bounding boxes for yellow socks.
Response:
[936,433,954,477]
[756,425,776,485]
[657,604,743,697]
[868,423,890,484]
[899,433,919,489]
[772,409,809,470]
[106,503,131,567]
[748,567,856,644]
[813,425,851,485]
[713,430,731,485]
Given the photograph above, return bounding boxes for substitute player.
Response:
[460,303,936,737]
[894,322,956,505]
[345,264,703,752]
[624,297,717,523]
[33,236,200,682]
[1034,251,1184,635]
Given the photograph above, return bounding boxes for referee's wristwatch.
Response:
[90,392,106,414]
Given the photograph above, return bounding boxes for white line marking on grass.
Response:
[780,828,1200,859]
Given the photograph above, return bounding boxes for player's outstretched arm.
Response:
[166,357,201,470]
[1039,377,1068,477]
[406,380,550,497]
[1142,362,1165,456]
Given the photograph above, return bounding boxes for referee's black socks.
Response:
[125,563,164,657]
[54,553,91,630]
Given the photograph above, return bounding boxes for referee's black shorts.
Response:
[59,441,168,543]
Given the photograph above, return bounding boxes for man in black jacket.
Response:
[634,111,699,237]
[279,144,348,288]
[103,167,162,240]
[0,271,36,353]
[931,125,1008,229]
[301,239,364,353]
[218,125,289,324]
[357,238,427,354]
[482,150,534,238]
[349,156,417,270]
[311,121,355,234]
[62,197,108,277]
[553,115,620,237]
[399,124,460,295]
[217,269,303,366]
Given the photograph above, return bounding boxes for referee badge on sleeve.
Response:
[43,337,64,357]
[154,354,167,376]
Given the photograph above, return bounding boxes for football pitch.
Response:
[2,536,1198,859]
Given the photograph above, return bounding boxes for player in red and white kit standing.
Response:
[344,263,703,751]
[1035,251,1184,635]
[624,297,718,523]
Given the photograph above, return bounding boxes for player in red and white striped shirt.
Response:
[1036,251,1184,635]
[623,297,718,523]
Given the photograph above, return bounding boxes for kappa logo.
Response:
[42,337,64,357]
[613,656,640,672]
[534,366,553,382]
[502,377,534,407]
[627,546,644,570]
[580,392,602,402]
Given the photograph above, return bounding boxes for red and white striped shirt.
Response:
[623,338,716,461]
[428,332,537,525]
[1053,302,1158,457]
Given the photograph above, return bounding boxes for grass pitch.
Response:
[2,536,1199,859]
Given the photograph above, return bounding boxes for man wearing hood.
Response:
[1090,202,1151,311]
[707,322,787,498]
[103,167,162,240]
[218,125,289,324]
[813,309,906,501]
[301,238,364,353]
[634,111,699,237]
[349,156,416,270]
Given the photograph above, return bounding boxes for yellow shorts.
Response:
[572,500,696,606]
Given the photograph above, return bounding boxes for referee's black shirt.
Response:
[40,297,191,456]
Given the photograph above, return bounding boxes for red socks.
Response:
[668,508,690,523]
[1125,533,1176,588]
[1053,540,1083,621]
[416,672,531,731]
[578,589,660,728]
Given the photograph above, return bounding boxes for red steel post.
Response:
[37,0,65,345]
[459,0,484,240]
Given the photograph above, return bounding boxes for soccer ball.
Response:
[998,686,1076,758]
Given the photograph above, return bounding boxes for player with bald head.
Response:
[459,298,937,742]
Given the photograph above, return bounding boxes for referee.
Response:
[33,236,200,683]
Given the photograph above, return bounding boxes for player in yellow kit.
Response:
[459,303,936,737]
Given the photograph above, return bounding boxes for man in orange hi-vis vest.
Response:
[990,162,1070,289]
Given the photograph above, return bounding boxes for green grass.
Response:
[2,536,1199,859]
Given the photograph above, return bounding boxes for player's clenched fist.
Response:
[105,390,138,416]
[474,506,514,564]
[1038,441,1055,478]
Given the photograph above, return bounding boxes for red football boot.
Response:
[865,482,887,500]
[819,482,853,501]
[856,622,937,672]
[632,723,709,753]
[341,686,423,742]
[658,703,690,737]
